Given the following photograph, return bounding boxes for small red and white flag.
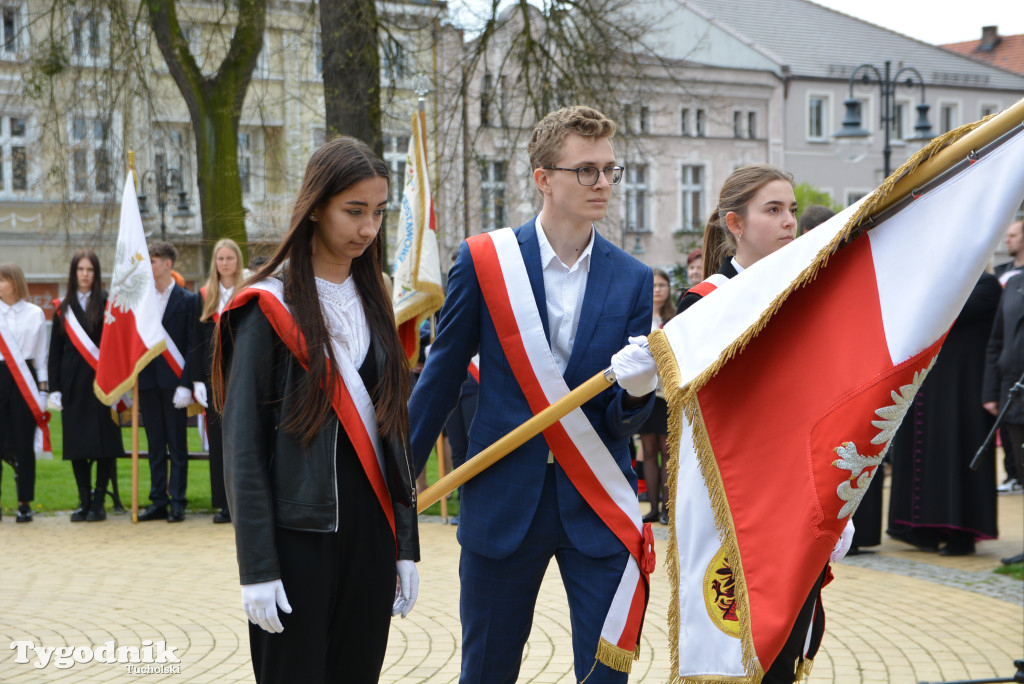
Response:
[649,113,1024,682]
[93,172,168,405]
[392,108,444,364]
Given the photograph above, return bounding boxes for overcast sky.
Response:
[452,0,1024,46]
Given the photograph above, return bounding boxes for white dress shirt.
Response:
[218,282,234,315]
[316,276,370,370]
[155,281,174,320]
[0,298,48,382]
[535,217,595,375]
[76,290,91,310]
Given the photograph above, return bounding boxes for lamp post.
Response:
[834,61,934,178]
[137,166,192,241]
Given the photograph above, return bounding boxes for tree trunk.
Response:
[146,0,265,261]
[319,0,383,154]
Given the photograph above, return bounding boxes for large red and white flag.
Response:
[93,172,167,405]
[392,109,444,364]
[649,110,1024,682]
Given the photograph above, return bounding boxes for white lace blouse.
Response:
[315,276,370,369]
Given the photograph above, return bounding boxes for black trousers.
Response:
[762,566,828,683]
[248,444,397,683]
[0,362,37,502]
[139,387,188,509]
[203,381,227,509]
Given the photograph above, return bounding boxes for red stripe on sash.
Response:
[466,235,643,561]
[228,287,397,543]
[0,323,51,450]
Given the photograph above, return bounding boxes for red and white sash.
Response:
[227,279,396,542]
[0,311,51,451]
[467,227,654,673]
[54,300,132,416]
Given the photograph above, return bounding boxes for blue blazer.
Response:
[138,283,197,391]
[409,219,654,559]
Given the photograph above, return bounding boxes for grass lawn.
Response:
[1,413,212,516]
[418,449,460,517]
[995,562,1024,581]
[3,413,459,517]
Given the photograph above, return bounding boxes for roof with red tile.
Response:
[943,34,1024,76]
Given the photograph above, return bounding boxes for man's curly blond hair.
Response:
[528,105,616,171]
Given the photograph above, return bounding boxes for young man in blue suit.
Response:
[409,106,659,683]
[137,241,196,523]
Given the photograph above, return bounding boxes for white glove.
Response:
[241,579,292,633]
[37,391,48,412]
[172,386,193,409]
[831,520,855,561]
[48,392,62,410]
[193,382,209,408]
[392,560,419,618]
[610,336,659,397]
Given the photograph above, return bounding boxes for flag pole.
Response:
[417,368,616,513]
[860,96,1024,221]
[128,151,140,524]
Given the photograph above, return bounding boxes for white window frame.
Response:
[939,101,960,134]
[891,99,911,143]
[679,163,704,233]
[680,108,689,137]
[979,102,1000,119]
[0,114,31,196]
[68,7,108,67]
[747,111,757,139]
[68,113,116,197]
[383,134,409,207]
[1,2,27,59]
[254,31,270,79]
[695,109,706,138]
[807,93,830,142]
[732,110,743,139]
[237,127,265,199]
[623,162,650,233]
[481,159,507,232]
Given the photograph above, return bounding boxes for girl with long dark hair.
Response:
[48,250,124,522]
[214,137,419,683]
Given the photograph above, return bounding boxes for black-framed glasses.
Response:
[543,165,624,186]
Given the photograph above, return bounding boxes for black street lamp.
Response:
[834,60,934,178]
[137,166,192,241]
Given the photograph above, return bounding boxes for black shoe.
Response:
[70,501,89,523]
[642,510,660,523]
[137,504,168,521]
[212,509,231,524]
[16,504,33,523]
[886,526,939,551]
[167,507,185,523]
[86,494,107,522]
[659,510,670,526]
[108,491,126,513]
[1001,552,1024,565]
[940,538,976,556]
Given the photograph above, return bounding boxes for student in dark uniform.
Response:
[192,238,245,524]
[215,137,419,683]
[48,250,125,522]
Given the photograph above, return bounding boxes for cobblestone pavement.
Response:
[1,485,1021,683]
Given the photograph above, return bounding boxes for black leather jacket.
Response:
[221,299,419,585]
